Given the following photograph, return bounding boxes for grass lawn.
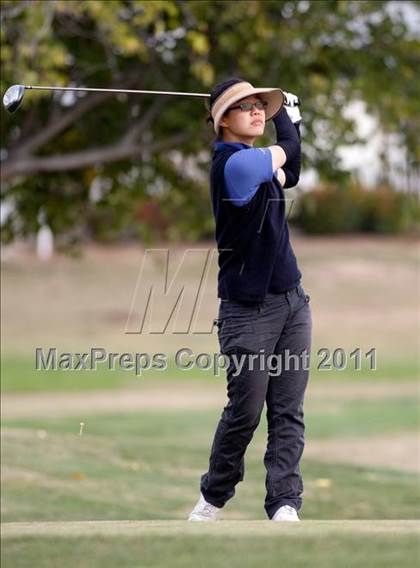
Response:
[2,406,419,523]
[2,405,420,566]
[2,525,419,568]
[1,353,419,393]
[2,237,419,566]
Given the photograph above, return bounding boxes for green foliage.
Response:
[1,1,419,243]
[293,182,420,234]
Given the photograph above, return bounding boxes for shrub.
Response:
[293,182,420,234]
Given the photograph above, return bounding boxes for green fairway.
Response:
[2,523,419,568]
[2,405,419,523]
[1,353,419,393]
[3,519,418,537]
[2,237,419,567]
[3,394,419,440]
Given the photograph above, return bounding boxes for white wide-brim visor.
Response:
[211,81,285,135]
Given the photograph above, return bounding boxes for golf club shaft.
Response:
[23,85,211,98]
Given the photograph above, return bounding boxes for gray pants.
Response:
[200,283,312,519]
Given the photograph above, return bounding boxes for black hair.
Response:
[206,76,246,140]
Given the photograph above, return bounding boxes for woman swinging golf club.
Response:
[188,77,312,522]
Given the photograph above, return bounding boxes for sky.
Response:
[299,1,419,192]
[299,100,411,191]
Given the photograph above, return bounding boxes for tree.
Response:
[1,0,418,243]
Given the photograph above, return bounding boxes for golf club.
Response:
[2,84,212,113]
[3,84,300,114]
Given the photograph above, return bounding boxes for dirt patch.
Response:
[1,382,226,419]
[303,431,420,473]
[2,380,418,420]
[2,235,419,357]
[306,381,419,399]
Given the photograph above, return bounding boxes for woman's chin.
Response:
[249,125,264,134]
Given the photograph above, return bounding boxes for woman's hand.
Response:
[283,91,302,125]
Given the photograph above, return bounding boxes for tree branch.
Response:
[7,92,111,158]
[120,96,169,146]
[1,132,188,182]
[8,74,142,158]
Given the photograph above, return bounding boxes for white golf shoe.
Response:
[188,493,220,521]
[272,504,300,522]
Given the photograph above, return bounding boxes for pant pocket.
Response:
[213,317,222,330]
[219,316,254,336]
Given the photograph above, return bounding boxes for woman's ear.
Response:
[219,116,228,129]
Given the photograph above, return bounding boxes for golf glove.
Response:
[283,91,302,124]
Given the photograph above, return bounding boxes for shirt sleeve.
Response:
[223,147,273,207]
[281,122,301,188]
[282,160,300,188]
[272,107,300,162]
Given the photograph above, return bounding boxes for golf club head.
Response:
[3,84,25,113]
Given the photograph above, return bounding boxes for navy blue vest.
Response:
[210,145,302,303]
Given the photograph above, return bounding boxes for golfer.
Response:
[188,77,312,522]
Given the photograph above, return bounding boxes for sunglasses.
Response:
[227,100,268,112]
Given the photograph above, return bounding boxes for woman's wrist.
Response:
[272,107,300,161]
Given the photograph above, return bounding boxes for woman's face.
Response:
[219,95,266,144]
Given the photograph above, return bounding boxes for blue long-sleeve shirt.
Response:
[213,143,273,206]
[214,111,301,207]
[210,137,302,301]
